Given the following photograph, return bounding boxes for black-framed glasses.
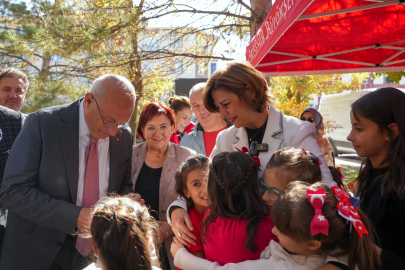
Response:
[93,95,129,133]
[300,116,314,123]
[258,179,284,201]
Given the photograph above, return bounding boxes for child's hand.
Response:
[171,236,185,258]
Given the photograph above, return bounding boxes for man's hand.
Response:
[76,207,92,233]
[171,208,196,248]
[171,236,186,258]
[127,192,145,206]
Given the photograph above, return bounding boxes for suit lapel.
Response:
[108,132,121,193]
[230,127,249,152]
[58,100,81,204]
[160,143,176,212]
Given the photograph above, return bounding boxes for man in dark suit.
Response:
[0,105,25,255]
[0,74,136,270]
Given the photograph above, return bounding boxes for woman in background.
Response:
[168,96,195,144]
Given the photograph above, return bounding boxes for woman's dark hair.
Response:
[266,147,322,185]
[202,151,263,252]
[137,101,175,140]
[167,95,191,114]
[272,181,380,270]
[352,87,405,200]
[90,195,157,270]
[202,61,271,114]
[175,155,210,208]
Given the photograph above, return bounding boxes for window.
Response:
[210,62,217,75]
[197,62,207,76]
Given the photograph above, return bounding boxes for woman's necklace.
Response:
[249,126,262,142]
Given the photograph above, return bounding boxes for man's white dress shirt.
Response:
[76,100,110,207]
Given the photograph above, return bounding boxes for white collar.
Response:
[79,99,90,138]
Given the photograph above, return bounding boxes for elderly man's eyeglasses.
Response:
[145,125,171,135]
[258,179,284,201]
[93,95,129,133]
[300,116,314,123]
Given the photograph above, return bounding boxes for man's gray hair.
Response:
[189,82,206,98]
[90,74,135,100]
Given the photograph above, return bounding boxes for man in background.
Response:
[0,68,29,112]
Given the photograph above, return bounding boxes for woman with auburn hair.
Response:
[169,62,337,256]
[132,102,196,270]
[167,95,195,145]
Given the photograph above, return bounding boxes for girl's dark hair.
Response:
[272,181,380,270]
[352,87,405,200]
[328,166,349,192]
[175,155,210,208]
[91,195,157,270]
[266,147,322,184]
[167,95,191,114]
[202,152,263,252]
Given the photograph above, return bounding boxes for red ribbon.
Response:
[307,187,329,236]
[337,167,345,180]
[331,186,368,238]
[235,146,261,169]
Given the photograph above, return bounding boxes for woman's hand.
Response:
[156,221,173,244]
[171,236,185,258]
[171,208,196,248]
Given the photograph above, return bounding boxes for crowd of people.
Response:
[0,62,404,270]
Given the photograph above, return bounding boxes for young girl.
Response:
[174,155,210,269]
[347,87,405,269]
[172,148,348,270]
[84,195,161,270]
[172,182,380,270]
[201,151,277,265]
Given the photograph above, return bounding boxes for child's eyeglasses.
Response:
[300,116,314,123]
[258,179,284,201]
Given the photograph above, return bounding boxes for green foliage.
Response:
[270,73,370,119]
[373,72,405,83]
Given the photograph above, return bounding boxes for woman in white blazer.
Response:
[168,62,336,247]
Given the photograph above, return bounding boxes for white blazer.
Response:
[166,105,336,224]
[210,105,335,185]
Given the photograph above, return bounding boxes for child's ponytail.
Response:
[91,196,157,270]
[347,211,380,270]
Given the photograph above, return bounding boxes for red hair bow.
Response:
[235,147,261,169]
[331,186,368,238]
[307,187,329,236]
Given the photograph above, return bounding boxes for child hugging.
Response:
[84,195,161,270]
[174,155,210,267]
[172,148,350,270]
[172,181,380,270]
[271,182,379,270]
[201,151,276,265]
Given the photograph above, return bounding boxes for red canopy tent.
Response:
[246,0,405,76]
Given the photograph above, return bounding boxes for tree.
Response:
[0,0,86,112]
[269,73,370,133]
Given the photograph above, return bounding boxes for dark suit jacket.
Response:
[0,99,133,270]
[0,105,25,183]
